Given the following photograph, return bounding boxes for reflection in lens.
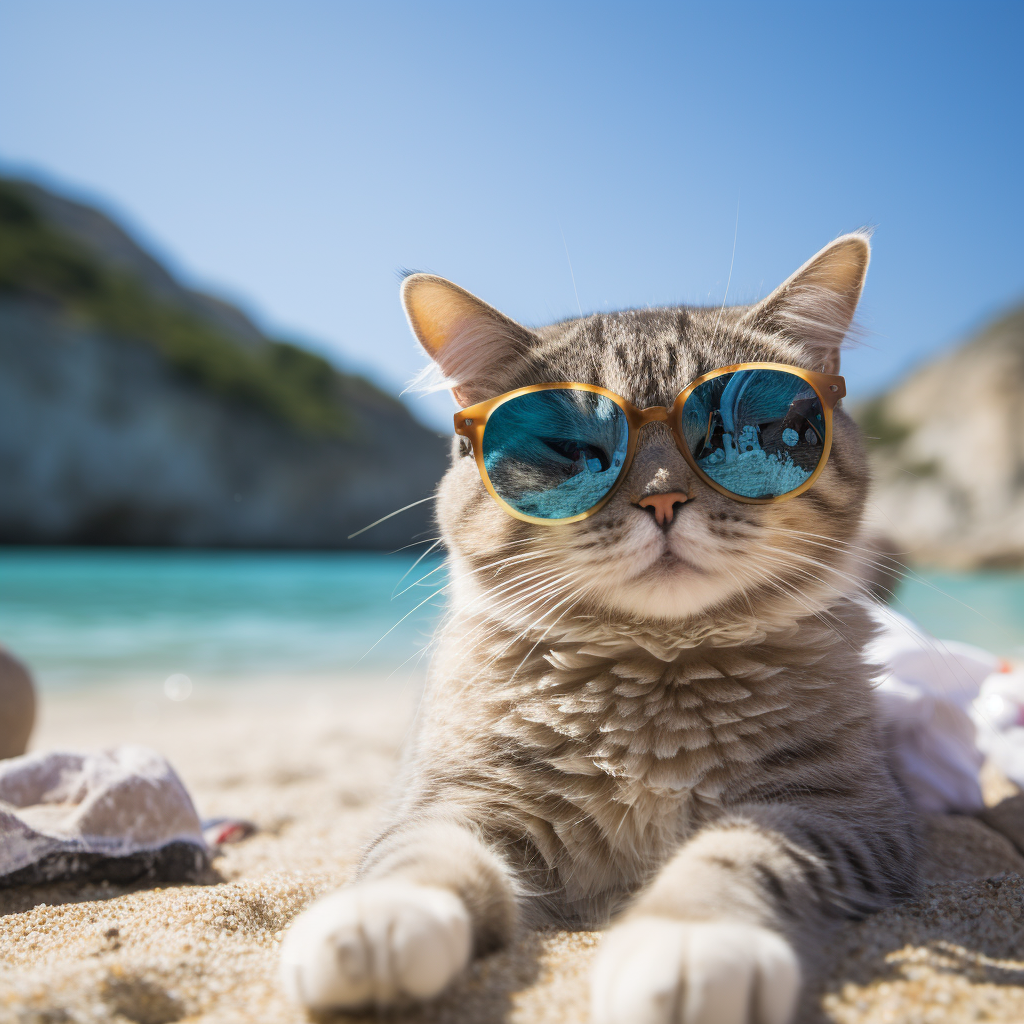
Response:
[681,369,826,498]
[482,389,630,519]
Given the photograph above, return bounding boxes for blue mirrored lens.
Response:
[482,389,630,519]
[681,369,826,498]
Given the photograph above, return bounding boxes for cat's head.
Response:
[403,235,871,634]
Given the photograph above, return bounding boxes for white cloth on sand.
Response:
[0,745,207,883]
[869,603,1024,813]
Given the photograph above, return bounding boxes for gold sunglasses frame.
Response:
[453,362,847,526]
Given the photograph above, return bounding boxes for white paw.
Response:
[590,918,800,1024]
[279,880,472,1010]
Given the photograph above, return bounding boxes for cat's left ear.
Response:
[401,274,534,407]
[740,232,871,374]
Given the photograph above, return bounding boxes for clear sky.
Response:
[1,1,1021,429]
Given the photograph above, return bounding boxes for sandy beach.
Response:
[4,677,1024,1024]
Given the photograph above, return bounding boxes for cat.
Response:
[279,234,918,1024]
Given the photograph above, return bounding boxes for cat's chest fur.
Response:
[425,616,865,917]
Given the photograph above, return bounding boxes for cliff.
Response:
[860,302,1024,569]
[0,177,448,548]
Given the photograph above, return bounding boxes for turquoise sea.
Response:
[0,549,448,691]
[1,548,1024,692]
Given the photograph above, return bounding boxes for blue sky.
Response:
[1,1,1021,429]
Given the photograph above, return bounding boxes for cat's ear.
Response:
[401,274,534,407]
[740,232,871,374]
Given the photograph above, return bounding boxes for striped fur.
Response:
[281,235,918,1023]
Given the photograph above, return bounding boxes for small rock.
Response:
[0,646,35,760]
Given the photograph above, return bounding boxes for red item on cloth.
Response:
[201,818,257,847]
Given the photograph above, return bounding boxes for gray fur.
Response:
[312,236,919,1016]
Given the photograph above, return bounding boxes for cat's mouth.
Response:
[636,547,707,578]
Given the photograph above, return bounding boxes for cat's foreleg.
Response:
[280,815,517,1011]
[590,802,916,1024]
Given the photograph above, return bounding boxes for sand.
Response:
[3,677,1024,1024]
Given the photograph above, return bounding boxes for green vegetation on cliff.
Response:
[0,179,394,436]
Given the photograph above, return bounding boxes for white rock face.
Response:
[0,302,447,548]
[862,305,1024,568]
[0,745,207,884]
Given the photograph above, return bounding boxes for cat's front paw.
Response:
[590,918,799,1024]
[279,880,472,1010]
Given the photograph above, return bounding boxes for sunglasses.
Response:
[454,362,846,525]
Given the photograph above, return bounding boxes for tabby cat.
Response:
[280,234,917,1024]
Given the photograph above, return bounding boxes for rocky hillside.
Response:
[860,302,1024,568]
[0,177,448,547]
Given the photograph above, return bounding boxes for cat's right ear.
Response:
[401,274,533,407]
[739,233,871,375]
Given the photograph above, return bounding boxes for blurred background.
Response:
[1,1,1023,698]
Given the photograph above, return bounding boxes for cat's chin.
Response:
[596,576,736,622]
[590,549,741,623]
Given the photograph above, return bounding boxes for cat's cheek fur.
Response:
[437,455,519,554]
[590,918,800,1024]
[279,882,472,1010]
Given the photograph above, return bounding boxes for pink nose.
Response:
[637,492,690,526]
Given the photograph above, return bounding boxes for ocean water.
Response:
[0,549,448,691]
[890,570,1024,660]
[1,549,1024,692]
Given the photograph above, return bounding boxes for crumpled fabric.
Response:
[970,669,1024,792]
[867,603,1021,814]
[0,744,208,884]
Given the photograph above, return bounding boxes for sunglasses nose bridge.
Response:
[634,405,671,428]
[630,406,681,453]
